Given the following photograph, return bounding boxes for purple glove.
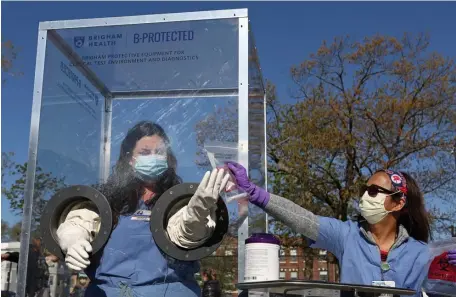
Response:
[448,249,456,265]
[226,162,270,208]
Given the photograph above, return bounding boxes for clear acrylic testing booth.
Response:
[18,8,267,297]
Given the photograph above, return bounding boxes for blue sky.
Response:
[2,1,456,224]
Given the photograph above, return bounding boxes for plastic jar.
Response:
[244,233,280,282]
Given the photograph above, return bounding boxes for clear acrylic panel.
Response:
[248,27,265,96]
[22,34,105,297]
[110,97,242,293]
[21,11,266,297]
[18,12,265,297]
[110,97,239,182]
[39,39,104,187]
[247,28,267,235]
[54,19,239,92]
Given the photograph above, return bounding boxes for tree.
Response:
[1,40,23,83]
[264,33,456,279]
[195,99,269,235]
[2,153,66,234]
[2,152,15,183]
[195,32,456,280]
[195,99,238,168]
[2,220,10,241]
[200,255,237,292]
[199,236,238,293]
[267,33,456,237]
[1,220,22,242]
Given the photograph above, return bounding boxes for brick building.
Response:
[201,235,339,294]
[278,246,338,282]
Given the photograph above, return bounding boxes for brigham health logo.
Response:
[73,33,123,49]
[74,36,85,48]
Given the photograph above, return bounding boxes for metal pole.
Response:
[111,88,238,100]
[264,92,269,233]
[237,15,249,285]
[16,29,48,297]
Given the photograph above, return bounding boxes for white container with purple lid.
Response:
[244,233,280,282]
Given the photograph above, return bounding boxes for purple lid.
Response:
[245,233,280,245]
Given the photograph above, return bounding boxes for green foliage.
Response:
[2,152,15,183]
[194,34,456,281]
[200,255,237,292]
[1,152,66,234]
[267,33,456,234]
[1,219,22,242]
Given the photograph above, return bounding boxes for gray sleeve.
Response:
[264,194,319,241]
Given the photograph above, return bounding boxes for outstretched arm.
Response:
[264,193,319,241]
[227,162,350,259]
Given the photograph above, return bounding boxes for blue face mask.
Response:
[133,154,168,181]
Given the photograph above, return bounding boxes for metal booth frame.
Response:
[19,8,267,297]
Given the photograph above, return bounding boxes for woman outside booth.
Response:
[227,162,456,297]
[55,121,230,297]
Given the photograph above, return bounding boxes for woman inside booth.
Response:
[56,121,230,297]
[227,162,456,297]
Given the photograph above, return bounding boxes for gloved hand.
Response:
[448,249,456,265]
[226,162,270,208]
[167,168,230,248]
[187,168,230,221]
[56,205,99,271]
[65,240,92,271]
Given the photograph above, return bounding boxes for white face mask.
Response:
[359,191,392,224]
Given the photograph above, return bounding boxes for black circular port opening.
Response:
[150,183,229,261]
[40,185,113,260]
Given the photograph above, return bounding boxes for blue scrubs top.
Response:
[310,217,430,297]
[84,200,201,297]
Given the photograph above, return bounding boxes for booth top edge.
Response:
[38,8,248,31]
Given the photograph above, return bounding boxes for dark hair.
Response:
[393,171,431,243]
[202,269,211,277]
[202,280,221,297]
[355,171,431,243]
[100,121,182,225]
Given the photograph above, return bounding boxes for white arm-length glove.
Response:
[167,168,230,249]
[56,202,100,271]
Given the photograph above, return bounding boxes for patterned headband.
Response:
[382,169,408,200]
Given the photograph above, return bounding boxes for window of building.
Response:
[290,249,297,262]
[319,249,327,260]
[319,271,328,282]
[279,272,286,279]
[280,248,286,262]
[290,271,298,279]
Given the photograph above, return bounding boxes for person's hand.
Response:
[225,162,254,192]
[56,206,99,271]
[167,169,230,248]
[65,240,92,271]
[226,162,270,208]
[187,169,230,220]
[448,249,456,266]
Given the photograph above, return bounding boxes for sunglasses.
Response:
[360,184,402,198]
